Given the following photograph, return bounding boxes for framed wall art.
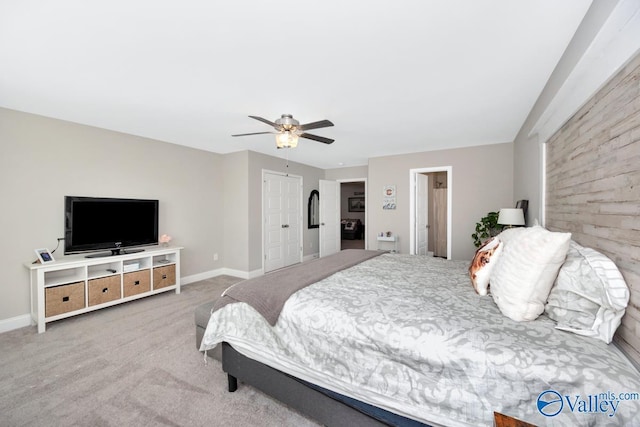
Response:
[383,185,396,210]
[348,197,365,212]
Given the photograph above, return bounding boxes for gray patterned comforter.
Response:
[201,253,640,426]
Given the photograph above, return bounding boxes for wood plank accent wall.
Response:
[546,52,640,364]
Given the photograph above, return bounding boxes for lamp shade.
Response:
[276,131,298,148]
[497,208,525,226]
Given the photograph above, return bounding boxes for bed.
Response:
[199,237,640,426]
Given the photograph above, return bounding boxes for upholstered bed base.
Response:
[221,343,391,427]
[195,299,424,427]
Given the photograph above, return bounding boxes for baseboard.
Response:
[181,267,263,285]
[221,267,263,279]
[2,268,266,334]
[0,314,32,334]
[303,253,319,262]
[181,269,227,285]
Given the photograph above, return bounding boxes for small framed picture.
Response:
[348,197,365,212]
[35,248,55,263]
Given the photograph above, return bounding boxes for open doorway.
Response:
[339,180,366,250]
[410,167,452,259]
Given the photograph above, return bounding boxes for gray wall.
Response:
[367,142,514,261]
[324,147,514,261]
[222,151,250,272]
[325,166,368,181]
[0,107,225,321]
[513,1,620,223]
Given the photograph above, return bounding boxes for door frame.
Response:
[409,167,452,259]
[338,178,368,249]
[262,169,304,272]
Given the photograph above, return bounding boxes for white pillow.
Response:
[469,237,503,296]
[490,226,571,321]
[545,241,629,343]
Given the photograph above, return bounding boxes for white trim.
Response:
[540,141,547,227]
[0,314,32,334]
[529,0,640,143]
[337,178,368,249]
[303,253,319,262]
[409,167,453,260]
[181,269,225,285]
[221,267,263,279]
[182,266,264,284]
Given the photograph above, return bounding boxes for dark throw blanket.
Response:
[213,249,383,326]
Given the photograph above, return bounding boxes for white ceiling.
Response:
[0,0,593,169]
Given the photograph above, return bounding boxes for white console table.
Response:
[377,235,398,253]
[25,246,182,333]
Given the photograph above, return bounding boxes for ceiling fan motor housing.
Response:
[275,114,299,130]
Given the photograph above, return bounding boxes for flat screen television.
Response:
[64,196,159,257]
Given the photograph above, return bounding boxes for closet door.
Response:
[264,172,302,273]
[282,175,302,267]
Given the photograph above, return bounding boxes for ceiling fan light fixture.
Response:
[276,131,299,149]
[234,114,333,147]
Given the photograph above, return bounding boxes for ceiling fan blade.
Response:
[248,115,280,130]
[231,131,275,137]
[298,120,334,131]
[300,133,334,144]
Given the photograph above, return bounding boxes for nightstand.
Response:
[493,412,537,427]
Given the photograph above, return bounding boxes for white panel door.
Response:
[264,172,302,273]
[282,176,302,267]
[264,173,285,272]
[416,173,429,255]
[319,179,340,257]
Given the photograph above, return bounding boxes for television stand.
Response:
[26,246,182,333]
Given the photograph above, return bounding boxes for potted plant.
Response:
[471,211,501,248]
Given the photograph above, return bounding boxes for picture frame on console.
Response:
[34,248,54,264]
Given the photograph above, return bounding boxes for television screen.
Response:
[64,196,159,257]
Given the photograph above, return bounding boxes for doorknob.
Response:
[320,222,325,226]
[281,224,290,228]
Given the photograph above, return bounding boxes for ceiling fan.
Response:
[232,114,334,149]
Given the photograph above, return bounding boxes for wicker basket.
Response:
[153,265,176,290]
[124,270,151,297]
[45,282,85,317]
[88,275,121,306]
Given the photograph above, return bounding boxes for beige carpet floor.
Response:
[0,276,320,427]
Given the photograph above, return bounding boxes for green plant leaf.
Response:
[472,211,501,247]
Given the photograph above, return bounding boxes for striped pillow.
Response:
[545,241,629,344]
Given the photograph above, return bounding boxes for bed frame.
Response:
[220,342,425,427]
[197,298,405,426]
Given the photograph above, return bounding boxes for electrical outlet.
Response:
[213,253,218,261]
